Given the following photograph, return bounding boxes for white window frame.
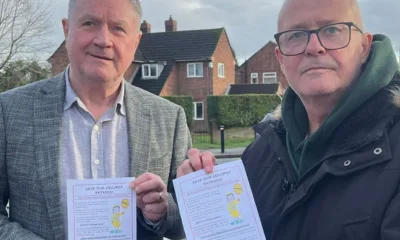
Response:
[218,63,225,78]
[187,63,204,78]
[263,72,277,84]
[142,64,159,79]
[251,73,258,84]
[193,102,204,120]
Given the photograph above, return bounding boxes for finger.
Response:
[136,194,145,209]
[177,160,195,177]
[130,172,155,189]
[142,191,166,204]
[144,202,168,215]
[135,178,165,194]
[201,151,217,174]
[187,148,203,171]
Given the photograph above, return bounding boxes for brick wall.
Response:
[124,63,140,82]
[176,61,211,100]
[212,30,235,95]
[176,61,211,127]
[236,42,288,88]
[159,65,178,96]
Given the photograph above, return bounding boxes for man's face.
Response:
[275,0,372,99]
[62,0,142,82]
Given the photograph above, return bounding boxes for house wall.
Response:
[124,63,140,82]
[176,61,212,130]
[211,30,236,95]
[235,42,288,89]
[159,65,178,96]
[48,42,69,76]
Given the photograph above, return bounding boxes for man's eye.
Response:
[289,31,306,40]
[83,21,95,27]
[113,26,125,32]
[324,27,340,34]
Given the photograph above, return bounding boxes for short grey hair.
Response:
[68,0,142,19]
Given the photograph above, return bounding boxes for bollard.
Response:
[220,125,225,153]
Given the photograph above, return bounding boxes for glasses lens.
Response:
[319,23,350,49]
[278,30,309,55]
[277,23,351,56]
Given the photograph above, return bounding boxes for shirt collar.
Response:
[64,66,126,116]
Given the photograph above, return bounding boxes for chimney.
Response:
[140,20,151,33]
[165,15,177,32]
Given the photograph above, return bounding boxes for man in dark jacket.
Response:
[177,0,400,239]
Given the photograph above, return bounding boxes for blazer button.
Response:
[344,160,351,167]
[374,148,382,155]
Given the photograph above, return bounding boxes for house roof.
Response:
[227,83,279,95]
[132,62,174,95]
[132,28,228,95]
[239,41,277,68]
[137,28,225,62]
[47,41,66,61]
[134,48,146,62]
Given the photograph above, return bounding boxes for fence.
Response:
[190,120,211,144]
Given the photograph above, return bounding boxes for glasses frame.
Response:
[274,22,364,56]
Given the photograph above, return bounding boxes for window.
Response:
[187,63,203,77]
[251,73,258,84]
[142,64,159,78]
[218,63,225,78]
[193,102,204,120]
[263,72,277,83]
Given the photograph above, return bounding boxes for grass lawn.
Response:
[192,136,254,149]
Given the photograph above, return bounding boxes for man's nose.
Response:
[93,25,113,48]
[304,33,326,56]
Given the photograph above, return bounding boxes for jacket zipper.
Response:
[271,139,374,239]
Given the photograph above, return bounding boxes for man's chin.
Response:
[297,85,339,98]
[82,70,116,82]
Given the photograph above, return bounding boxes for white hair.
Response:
[68,0,142,18]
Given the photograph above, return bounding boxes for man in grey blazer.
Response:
[0,0,190,239]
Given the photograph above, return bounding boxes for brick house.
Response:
[48,16,236,128]
[233,41,288,95]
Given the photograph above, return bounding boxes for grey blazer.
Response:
[0,72,191,239]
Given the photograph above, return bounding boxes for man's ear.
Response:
[360,32,373,64]
[62,18,69,39]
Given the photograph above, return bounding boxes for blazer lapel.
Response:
[124,82,151,177]
[34,73,66,239]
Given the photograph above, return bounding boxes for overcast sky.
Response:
[46,0,400,65]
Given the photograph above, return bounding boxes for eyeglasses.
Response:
[274,22,363,56]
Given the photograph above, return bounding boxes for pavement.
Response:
[200,147,246,159]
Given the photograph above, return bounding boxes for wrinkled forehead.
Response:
[278,0,361,31]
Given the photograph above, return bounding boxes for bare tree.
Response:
[0,0,53,71]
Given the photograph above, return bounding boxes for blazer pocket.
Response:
[342,216,375,240]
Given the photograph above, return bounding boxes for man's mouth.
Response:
[89,53,113,61]
[302,67,331,74]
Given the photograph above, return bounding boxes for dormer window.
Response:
[142,64,159,79]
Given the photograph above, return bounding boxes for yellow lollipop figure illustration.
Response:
[227,192,242,225]
[111,205,124,233]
